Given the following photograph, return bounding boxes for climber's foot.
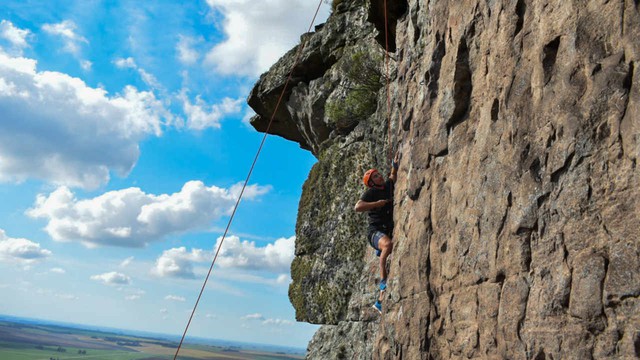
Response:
[379,279,387,292]
[372,300,382,314]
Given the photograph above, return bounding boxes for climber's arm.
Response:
[354,199,389,212]
[389,152,399,183]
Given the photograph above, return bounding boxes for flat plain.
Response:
[0,320,304,360]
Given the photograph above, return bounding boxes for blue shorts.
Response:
[369,231,389,251]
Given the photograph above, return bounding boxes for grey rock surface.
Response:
[249,0,640,358]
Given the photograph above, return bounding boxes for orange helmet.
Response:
[363,169,379,187]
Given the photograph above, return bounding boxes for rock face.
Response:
[249,0,640,359]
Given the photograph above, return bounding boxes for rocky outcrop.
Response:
[249,0,640,359]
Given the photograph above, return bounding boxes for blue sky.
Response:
[0,0,330,348]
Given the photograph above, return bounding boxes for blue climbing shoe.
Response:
[372,300,382,314]
[379,279,387,291]
[375,249,381,257]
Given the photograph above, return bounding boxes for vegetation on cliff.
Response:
[325,50,386,133]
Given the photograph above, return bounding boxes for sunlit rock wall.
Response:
[249,0,639,358]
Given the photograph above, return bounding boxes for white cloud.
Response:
[138,69,161,89]
[120,256,134,267]
[56,293,79,300]
[80,60,92,71]
[90,271,131,285]
[0,229,51,263]
[180,91,242,130]
[205,313,217,319]
[0,20,31,54]
[51,267,66,274]
[160,308,168,314]
[204,0,330,77]
[276,274,290,285]
[215,235,295,272]
[124,288,145,300]
[152,235,295,279]
[242,109,255,126]
[165,295,186,302]
[42,20,92,69]
[262,318,293,326]
[219,272,290,287]
[0,50,172,189]
[113,57,162,90]
[241,313,292,326]
[241,313,264,321]
[114,57,137,69]
[27,181,270,248]
[176,35,200,65]
[153,247,208,279]
[42,20,87,56]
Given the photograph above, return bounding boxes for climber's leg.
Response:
[378,234,393,290]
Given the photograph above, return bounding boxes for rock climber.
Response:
[354,152,399,313]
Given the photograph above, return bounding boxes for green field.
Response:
[0,342,146,360]
[0,320,304,360]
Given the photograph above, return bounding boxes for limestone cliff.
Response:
[248,0,640,358]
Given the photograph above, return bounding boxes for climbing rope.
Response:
[383,0,393,165]
[172,1,325,358]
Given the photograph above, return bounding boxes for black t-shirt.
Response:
[360,179,394,237]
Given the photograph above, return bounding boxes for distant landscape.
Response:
[0,316,305,360]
